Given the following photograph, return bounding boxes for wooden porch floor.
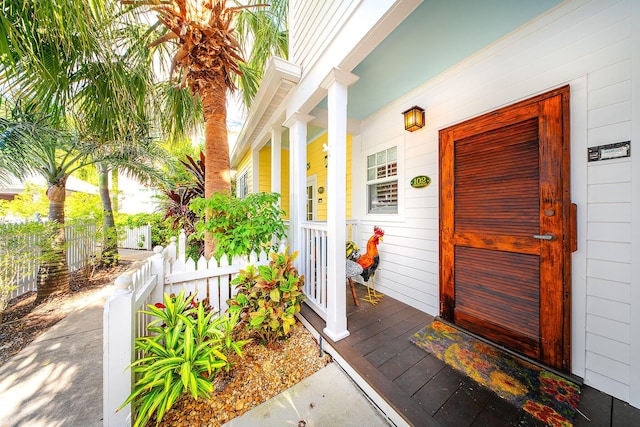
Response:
[299,283,640,427]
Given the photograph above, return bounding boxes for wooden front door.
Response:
[439,86,573,370]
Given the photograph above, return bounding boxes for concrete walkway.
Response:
[0,249,153,427]
[0,249,393,427]
[0,286,109,427]
[223,363,392,427]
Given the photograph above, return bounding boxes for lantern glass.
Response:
[402,106,425,132]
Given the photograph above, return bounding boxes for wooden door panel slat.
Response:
[455,118,540,237]
[449,104,539,140]
[454,246,540,338]
[454,311,541,359]
[453,233,539,255]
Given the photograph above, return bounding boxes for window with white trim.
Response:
[237,171,249,199]
[367,146,398,214]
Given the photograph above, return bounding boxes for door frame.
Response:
[306,174,318,221]
[438,86,573,371]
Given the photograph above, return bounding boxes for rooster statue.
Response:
[345,226,384,305]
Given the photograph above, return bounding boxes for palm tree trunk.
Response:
[36,180,70,303]
[111,168,119,213]
[202,76,231,258]
[98,163,119,266]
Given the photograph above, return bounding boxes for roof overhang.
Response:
[230,56,301,166]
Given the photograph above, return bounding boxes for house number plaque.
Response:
[410,175,431,188]
[588,141,630,162]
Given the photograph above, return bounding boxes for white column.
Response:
[320,68,359,342]
[283,112,314,267]
[270,126,283,197]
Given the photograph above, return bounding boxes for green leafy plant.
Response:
[190,192,287,261]
[161,152,205,256]
[0,221,52,322]
[120,290,248,427]
[116,212,174,248]
[228,250,306,345]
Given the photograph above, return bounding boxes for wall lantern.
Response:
[402,106,425,132]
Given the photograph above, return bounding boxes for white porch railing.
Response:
[103,237,282,427]
[118,224,152,250]
[298,220,358,320]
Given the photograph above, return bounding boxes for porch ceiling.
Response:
[318,0,562,121]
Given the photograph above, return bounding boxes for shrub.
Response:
[160,152,205,256]
[115,212,174,248]
[120,291,249,427]
[228,250,305,345]
[190,192,287,261]
[0,222,50,322]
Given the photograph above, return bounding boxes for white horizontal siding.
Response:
[588,202,631,222]
[587,333,630,364]
[587,295,630,324]
[586,314,629,344]
[588,222,631,243]
[585,351,629,386]
[587,241,631,263]
[354,0,636,404]
[584,11,633,396]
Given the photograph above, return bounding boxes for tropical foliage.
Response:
[115,212,175,248]
[228,250,305,345]
[0,222,50,322]
[190,192,286,261]
[120,290,248,427]
[128,0,288,257]
[162,152,205,238]
[0,1,176,265]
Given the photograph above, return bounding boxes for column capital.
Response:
[270,124,285,134]
[283,112,314,128]
[320,67,359,90]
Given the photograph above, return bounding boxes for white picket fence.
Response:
[118,224,152,250]
[103,236,283,427]
[0,220,98,299]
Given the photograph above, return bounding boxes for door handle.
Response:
[533,233,555,241]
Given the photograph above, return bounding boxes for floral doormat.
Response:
[409,321,581,426]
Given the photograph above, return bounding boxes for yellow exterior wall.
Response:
[235,134,351,223]
[259,146,290,220]
[306,132,352,220]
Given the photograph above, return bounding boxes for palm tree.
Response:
[128,0,288,257]
[0,103,170,299]
[93,136,171,264]
[1,1,177,265]
[0,108,87,302]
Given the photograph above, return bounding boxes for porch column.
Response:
[270,126,283,198]
[283,113,313,266]
[320,68,359,342]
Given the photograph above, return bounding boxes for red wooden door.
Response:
[439,86,572,370]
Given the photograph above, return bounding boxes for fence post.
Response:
[103,275,134,427]
[145,223,152,250]
[178,229,186,264]
[150,246,165,305]
[167,236,177,262]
